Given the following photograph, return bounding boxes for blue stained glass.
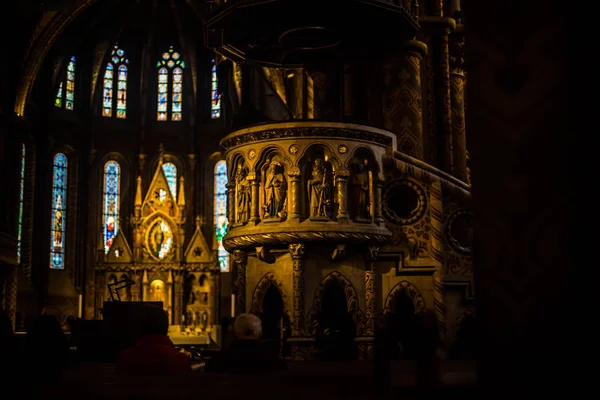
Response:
[211,59,221,119]
[17,144,25,264]
[162,163,177,200]
[103,161,120,254]
[214,160,229,272]
[50,153,68,269]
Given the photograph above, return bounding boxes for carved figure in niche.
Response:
[203,292,209,304]
[307,159,333,219]
[350,160,371,221]
[235,164,251,224]
[195,311,201,327]
[263,161,288,219]
[185,310,193,326]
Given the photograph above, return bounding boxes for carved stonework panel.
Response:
[306,271,366,336]
[382,280,426,315]
[382,179,427,225]
[250,272,291,326]
[234,162,251,225]
[306,158,334,220]
[445,209,473,254]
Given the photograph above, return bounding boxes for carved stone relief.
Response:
[262,159,288,220]
[307,158,334,220]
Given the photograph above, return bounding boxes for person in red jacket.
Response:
[117,306,191,376]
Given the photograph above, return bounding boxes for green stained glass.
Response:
[55,82,63,108]
[214,160,229,272]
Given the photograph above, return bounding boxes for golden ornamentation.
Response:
[288,144,299,154]
[221,127,393,150]
[223,231,392,252]
[144,218,174,261]
[289,243,306,336]
[248,149,256,159]
[338,144,348,154]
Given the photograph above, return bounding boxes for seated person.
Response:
[204,313,286,373]
[117,307,191,376]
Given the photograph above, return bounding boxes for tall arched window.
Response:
[55,56,76,110]
[103,45,128,118]
[211,59,221,119]
[157,47,185,121]
[214,160,228,272]
[162,162,177,200]
[103,161,121,254]
[17,144,25,264]
[50,153,68,269]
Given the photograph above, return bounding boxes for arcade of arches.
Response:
[0,1,582,394]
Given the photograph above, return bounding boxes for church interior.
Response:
[0,0,584,398]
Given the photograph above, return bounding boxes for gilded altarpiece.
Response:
[96,157,218,333]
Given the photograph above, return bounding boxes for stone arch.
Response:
[250,272,291,327]
[307,271,366,335]
[383,280,427,315]
[297,142,341,169]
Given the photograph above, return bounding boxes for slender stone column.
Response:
[382,40,428,159]
[365,246,379,336]
[233,250,247,315]
[289,244,306,336]
[226,182,235,225]
[248,173,260,225]
[287,167,301,221]
[429,178,446,351]
[373,177,384,225]
[450,32,468,182]
[335,167,350,222]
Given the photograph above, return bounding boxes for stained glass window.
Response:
[55,82,63,108]
[55,56,75,110]
[17,144,25,264]
[211,59,221,119]
[162,163,177,200]
[103,161,120,254]
[50,153,68,269]
[156,47,185,121]
[214,160,228,272]
[103,45,128,118]
[65,56,75,110]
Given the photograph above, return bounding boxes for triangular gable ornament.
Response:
[105,230,134,263]
[141,157,177,219]
[185,216,214,264]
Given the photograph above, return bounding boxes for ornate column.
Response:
[450,31,467,182]
[421,17,456,173]
[233,250,247,315]
[287,166,301,222]
[373,177,384,225]
[382,40,428,159]
[335,167,350,222]
[226,181,236,225]
[365,246,379,337]
[289,243,306,336]
[248,173,260,225]
[429,178,446,351]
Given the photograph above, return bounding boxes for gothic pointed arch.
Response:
[383,280,426,314]
[250,272,291,326]
[307,271,366,335]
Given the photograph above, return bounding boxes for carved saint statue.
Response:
[235,165,251,224]
[263,161,287,218]
[307,159,333,219]
[350,161,371,220]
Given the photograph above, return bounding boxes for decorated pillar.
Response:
[226,181,236,226]
[373,177,384,225]
[287,167,301,221]
[248,173,260,225]
[421,17,456,173]
[233,249,247,315]
[335,167,350,222]
[289,243,306,336]
[382,40,428,159]
[365,246,379,335]
[450,31,468,182]
[429,177,446,350]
